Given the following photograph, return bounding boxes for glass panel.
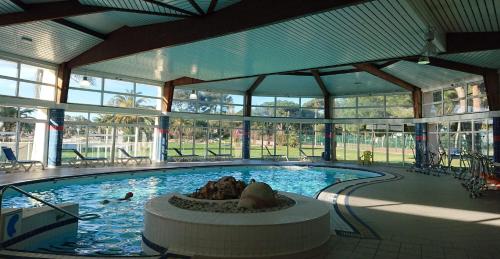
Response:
[194,127,207,157]
[386,107,413,118]
[250,123,263,158]
[335,125,345,161]
[276,97,299,107]
[275,123,287,157]
[344,124,358,161]
[302,108,323,118]
[386,94,412,106]
[103,93,135,108]
[444,86,466,100]
[388,125,404,164]
[301,98,324,108]
[404,132,415,165]
[287,123,300,159]
[180,126,194,155]
[334,108,356,118]
[136,97,160,110]
[225,94,244,105]
[222,104,243,115]
[64,111,89,121]
[18,82,54,100]
[62,125,87,163]
[467,96,488,112]
[104,79,134,93]
[114,126,135,160]
[358,107,384,118]
[334,97,356,107]
[467,82,486,97]
[135,83,160,97]
[172,100,196,113]
[0,106,18,117]
[444,99,466,114]
[276,106,300,117]
[359,125,372,161]
[68,89,101,105]
[17,122,36,160]
[232,127,242,158]
[0,78,17,96]
[198,102,220,114]
[19,107,46,120]
[20,64,56,85]
[372,125,387,163]
[252,96,274,106]
[0,121,16,164]
[423,103,442,117]
[173,89,192,99]
[251,106,274,117]
[474,132,488,155]
[0,59,18,77]
[358,96,384,107]
[432,91,442,102]
[69,74,102,91]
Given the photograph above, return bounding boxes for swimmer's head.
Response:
[125,192,134,199]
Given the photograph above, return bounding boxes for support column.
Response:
[493,117,500,167]
[324,123,332,161]
[159,115,170,162]
[415,123,427,168]
[242,120,251,159]
[47,108,65,167]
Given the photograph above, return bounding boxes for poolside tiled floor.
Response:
[1,161,500,259]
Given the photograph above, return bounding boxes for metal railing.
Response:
[0,185,100,221]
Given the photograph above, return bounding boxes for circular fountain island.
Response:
[142,176,331,258]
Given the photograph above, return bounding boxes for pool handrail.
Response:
[0,185,100,222]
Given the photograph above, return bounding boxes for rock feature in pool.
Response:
[189,176,247,200]
[177,176,287,212]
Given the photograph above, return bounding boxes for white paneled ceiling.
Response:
[0,21,102,63]
[440,50,500,69]
[177,77,256,94]
[66,11,178,34]
[254,75,323,97]
[382,60,478,90]
[323,72,407,96]
[82,0,429,82]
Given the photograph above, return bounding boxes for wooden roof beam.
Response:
[0,1,109,26]
[207,0,218,14]
[446,32,500,54]
[311,69,331,119]
[354,63,422,118]
[67,0,370,68]
[188,0,205,15]
[142,0,199,17]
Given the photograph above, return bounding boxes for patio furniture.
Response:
[359,151,373,165]
[208,150,232,161]
[1,146,44,172]
[299,149,322,161]
[171,148,200,162]
[264,146,288,161]
[116,148,152,165]
[64,149,107,167]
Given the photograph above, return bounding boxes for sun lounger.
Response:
[208,150,232,161]
[299,149,322,161]
[171,148,200,162]
[1,146,44,172]
[116,148,152,165]
[64,149,107,167]
[263,146,288,161]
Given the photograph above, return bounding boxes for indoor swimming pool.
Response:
[1,165,381,255]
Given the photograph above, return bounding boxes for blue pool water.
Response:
[2,166,379,255]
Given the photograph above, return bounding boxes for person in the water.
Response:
[101,192,133,204]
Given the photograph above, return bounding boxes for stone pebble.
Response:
[169,194,296,213]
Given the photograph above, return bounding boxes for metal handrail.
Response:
[0,185,99,221]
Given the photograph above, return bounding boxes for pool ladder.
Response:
[0,185,100,221]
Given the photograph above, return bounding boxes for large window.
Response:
[333,93,413,118]
[0,105,47,164]
[335,123,415,165]
[68,74,161,110]
[62,111,156,164]
[172,89,244,115]
[168,118,242,159]
[0,58,56,101]
[423,81,488,117]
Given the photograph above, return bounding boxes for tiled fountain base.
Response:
[142,192,331,258]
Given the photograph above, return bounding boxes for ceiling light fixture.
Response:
[80,76,91,87]
[189,90,197,100]
[418,27,437,65]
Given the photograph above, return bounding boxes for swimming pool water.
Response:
[2,166,379,256]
